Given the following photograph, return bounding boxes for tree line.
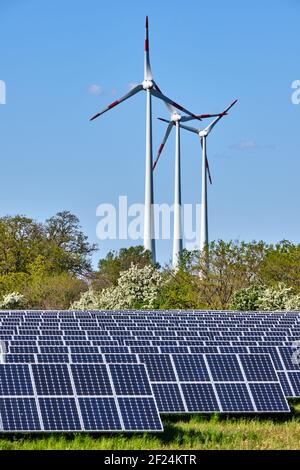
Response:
[0,211,299,310]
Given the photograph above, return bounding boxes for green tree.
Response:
[95,246,155,288]
[45,211,97,275]
[260,240,300,292]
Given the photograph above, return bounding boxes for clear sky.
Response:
[0,0,299,268]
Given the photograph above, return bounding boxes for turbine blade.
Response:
[204,99,238,134]
[153,122,174,170]
[144,16,153,80]
[158,117,172,124]
[181,112,226,123]
[151,88,201,121]
[90,84,143,121]
[179,123,199,134]
[206,157,212,185]
[153,81,176,113]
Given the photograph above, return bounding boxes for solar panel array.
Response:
[0,309,299,432]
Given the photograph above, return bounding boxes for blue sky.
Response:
[0,0,299,268]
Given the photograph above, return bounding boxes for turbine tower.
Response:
[175,99,238,255]
[90,17,199,263]
[153,110,224,269]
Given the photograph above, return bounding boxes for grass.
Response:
[0,401,299,450]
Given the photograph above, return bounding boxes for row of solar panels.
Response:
[0,310,299,432]
[0,324,299,334]
[1,348,299,398]
[0,354,290,431]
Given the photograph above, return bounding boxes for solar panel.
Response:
[0,362,162,432]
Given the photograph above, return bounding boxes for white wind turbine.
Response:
[153,109,223,269]
[90,17,200,263]
[159,99,238,265]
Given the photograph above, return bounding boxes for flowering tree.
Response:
[71,264,165,310]
[0,292,25,309]
[231,283,300,311]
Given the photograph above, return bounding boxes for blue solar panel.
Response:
[71,354,104,363]
[78,397,122,431]
[181,383,220,412]
[104,354,138,364]
[110,363,152,395]
[239,354,278,382]
[0,398,41,431]
[277,372,294,397]
[215,383,255,412]
[32,364,73,395]
[151,383,185,413]
[249,383,290,412]
[172,354,209,382]
[286,372,300,396]
[39,397,81,431]
[138,354,176,382]
[71,364,112,395]
[118,397,162,431]
[0,364,33,395]
[206,354,244,382]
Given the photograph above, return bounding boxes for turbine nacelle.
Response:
[171,112,181,122]
[199,130,208,138]
[142,79,154,90]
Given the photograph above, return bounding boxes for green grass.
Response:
[0,401,299,450]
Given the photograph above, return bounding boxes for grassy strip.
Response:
[0,402,299,450]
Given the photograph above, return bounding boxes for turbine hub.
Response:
[142,80,153,90]
[171,112,181,122]
[199,130,208,138]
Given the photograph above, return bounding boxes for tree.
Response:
[260,240,300,292]
[230,285,264,311]
[96,246,155,288]
[72,263,165,310]
[192,240,267,309]
[45,211,97,275]
[26,273,87,310]
[0,216,45,274]
[0,292,25,309]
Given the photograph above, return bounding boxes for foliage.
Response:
[0,212,97,277]
[0,291,25,309]
[70,289,102,310]
[72,263,165,310]
[25,273,87,310]
[230,285,265,311]
[257,283,300,311]
[231,283,300,311]
[260,240,300,292]
[95,246,155,288]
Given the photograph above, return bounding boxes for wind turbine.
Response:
[158,99,238,266]
[90,17,199,263]
[153,109,226,269]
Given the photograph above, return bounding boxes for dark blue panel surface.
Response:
[39,398,81,431]
[32,364,73,395]
[151,383,185,413]
[215,383,255,412]
[181,383,220,412]
[71,364,112,395]
[173,354,209,382]
[79,397,122,431]
[206,354,244,381]
[249,383,289,412]
[138,354,176,382]
[0,398,40,431]
[118,397,162,431]
[0,364,33,395]
[110,364,152,396]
